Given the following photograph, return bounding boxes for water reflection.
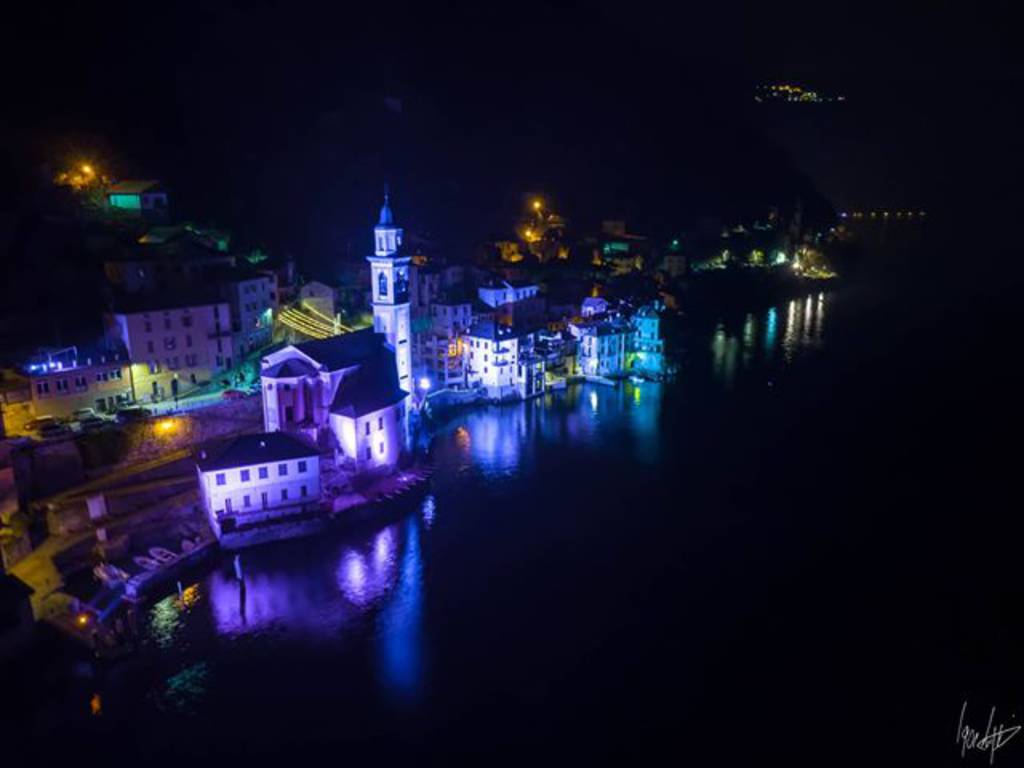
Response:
[205,517,425,655]
[147,583,201,650]
[711,292,829,385]
[376,519,424,699]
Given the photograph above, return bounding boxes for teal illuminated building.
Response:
[106,179,169,219]
[630,302,666,379]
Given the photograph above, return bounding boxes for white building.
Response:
[415,293,473,389]
[299,280,337,320]
[196,432,321,539]
[367,192,412,394]
[23,345,134,419]
[260,328,409,475]
[106,295,234,402]
[576,320,631,377]
[581,296,610,318]
[477,279,540,308]
[463,320,545,400]
[215,266,278,356]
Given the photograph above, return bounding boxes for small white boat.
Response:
[630,375,644,384]
[149,546,177,564]
[93,563,130,585]
[133,556,161,571]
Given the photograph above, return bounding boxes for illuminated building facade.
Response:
[630,303,666,379]
[415,294,473,390]
[299,280,337,320]
[260,328,408,475]
[22,345,133,419]
[477,279,540,308]
[105,179,169,218]
[106,297,234,403]
[463,320,546,399]
[581,296,609,318]
[196,432,321,540]
[214,266,278,356]
[367,193,412,394]
[575,320,631,377]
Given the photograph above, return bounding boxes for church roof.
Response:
[294,327,385,371]
[196,432,319,472]
[262,358,317,379]
[330,349,407,418]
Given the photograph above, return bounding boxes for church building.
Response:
[259,193,412,475]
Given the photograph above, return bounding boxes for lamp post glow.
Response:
[418,377,431,392]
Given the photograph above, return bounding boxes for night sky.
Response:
[1,3,1018,268]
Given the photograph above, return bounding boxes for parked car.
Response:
[115,406,153,423]
[24,416,59,433]
[71,407,99,422]
[79,416,110,432]
[30,417,72,440]
[221,389,247,401]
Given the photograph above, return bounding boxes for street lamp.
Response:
[418,377,431,392]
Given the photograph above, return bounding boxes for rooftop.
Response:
[330,349,407,418]
[294,327,386,371]
[262,358,318,379]
[107,179,162,195]
[109,289,226,314]
[22,343,130,376]
[196,432,319,472]
[466,319,541,341]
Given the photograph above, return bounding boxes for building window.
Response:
[36,382,49,395]
[365,422,370,436]
[301,485,307,498]
[378,442,384,455]
[243,495,251,507]
[147,341,155,354]
[144,321,152,333]
[365,446,372,460]
[298,460,307,473]
[215,473,226,486]
[186,334,193,348]
[378,271,388,298]
[278,463,288,477]
[240,469,250,482]
[378,416,384,431]
[281,489,289,501]
[258,466,268,479]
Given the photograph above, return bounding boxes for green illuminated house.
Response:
[106,180,169,219]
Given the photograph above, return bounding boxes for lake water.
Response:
[10,232,999,763]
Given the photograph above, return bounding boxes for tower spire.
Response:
[379,184,394,226]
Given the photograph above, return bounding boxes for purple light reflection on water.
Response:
[375,517,425,700]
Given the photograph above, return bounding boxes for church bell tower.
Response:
[367,190,412,393]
